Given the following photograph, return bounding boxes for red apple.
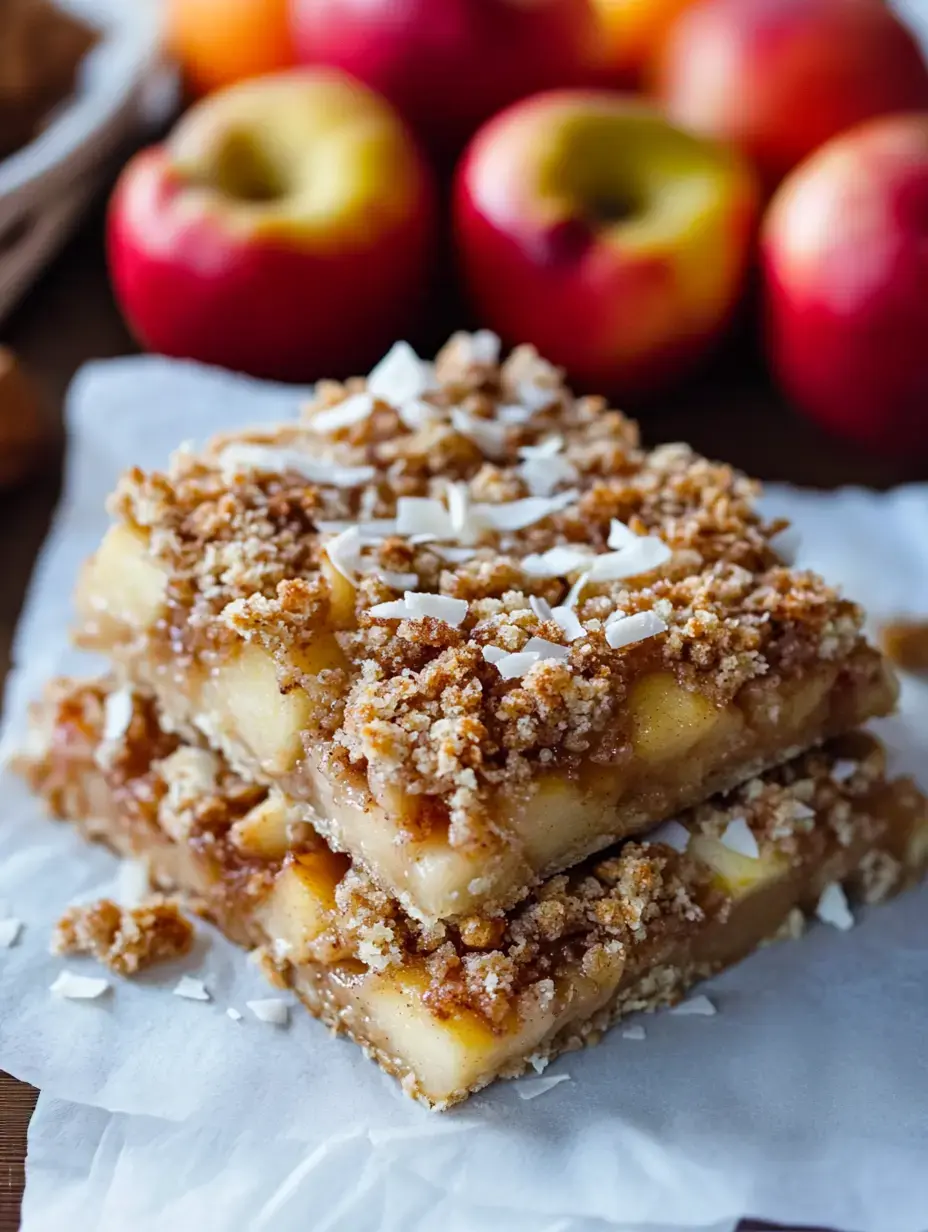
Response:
[290,0,602,152]
[762,112,928,455]
[107,70,436,381]
[655,0,928,188]
[454,91,760,395]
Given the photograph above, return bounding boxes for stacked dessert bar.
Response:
[18,332,927,1108]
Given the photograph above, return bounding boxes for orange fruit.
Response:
[166,0,297,97]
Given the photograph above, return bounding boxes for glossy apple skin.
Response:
[762,114,928,456]
[454,91,760,395]
[290,0,602,152]
[656,0,928,188]
[591,0,698,85]
[107,71,436,381]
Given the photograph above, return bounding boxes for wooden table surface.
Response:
[0,207,924,1231]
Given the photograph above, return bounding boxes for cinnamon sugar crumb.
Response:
[52,898,194,976]
[880,619,928,673]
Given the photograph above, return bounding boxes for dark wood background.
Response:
[0,203,924,1230]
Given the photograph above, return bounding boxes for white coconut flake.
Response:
[551,606,585,642]
[561,572,590,610]
[324,525,364,584]
[173,976,210,1002]
[247,998,290,1025]
[831,759,859,784]
[494,651,542,680]
[644,819,690,854]
[792,801,817,821]
[219,444,375,489]
[816,882,854,931]
[517,381,558,413]
[530,595,554,621]
[473,489,578,533]
[376,569,419,590]
[497,402,536,426]
[670,995,716,1017]
[720,817,760,860]
[520,545,591,578]
[588,536,672,582]
[518,453,578,498]
[115,859,151,907]
[0,918,22,947]
[369,592,468,627]
[226,1007,243,1022]
[451,408,510,460]
[50,972,110,1000]
[482,645,509,665]
[519,435,564,460]
[102,687,134,743]
[528,1054,550,1075]
[521,637,570,662]
[467,329,501,366]
[771,524,802,566]
[430,545,479,564]
[368,342,436,404]
[396,497,454,540]
[622,1024,647,1041]
[605,610,668,650]
[309,392,375,433]
[516,1074,571,1100]
[398,398,443,431]
[607,519,638,550]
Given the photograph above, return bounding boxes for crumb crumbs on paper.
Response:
[174,975,211,1002]
[517,1074,571,1101]
[246,998,290,1025]
[50,971,110,1000]
[52,898,194,976]
[670,995,716,1017]
[622,1024,646,1040]
[879,618,928,673]
[0,918,22,948]
[816,882,855,931]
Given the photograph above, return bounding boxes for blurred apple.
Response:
[454,91,760,395]
[108,71,437,381]
[763,113,928,455]
[166,0,297,96]
[290,0,602,152]
[656,0,928,187]
[591,0,698,84]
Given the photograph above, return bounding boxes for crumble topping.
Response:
[95,333,878,847]
[52,897,194,976]
[880,618,928,673]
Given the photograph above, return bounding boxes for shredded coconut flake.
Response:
[324,525,363,584]
[517,381,558,413]
[494,651,543,680]
[369,591,468,627]
[496,402,536,426]
[644,819,690,854]
[519,435,564,460]
[377,569,419,590]
[482,645,508,664]
[518,453,578,497]
[520,545,592,578]
[670,995,716,1017]
[521,637,570,662]
[530,595,554,621]
[816,882,854,931]
[367,341,436,404]
[467,329,501,366]
[0,918,22,947]
[247,998,290,1025]
[309,392,375,433]
[516,1074,571,1100]
[551,607,585,642]
[226,1007,243,1022]
[605,610,668,650]
[720,817,760,860]
[831,760,859,784]
[115,859,151,907]
[607,519,638,550]
[102,687,134,743]
[622,1024,647,1041]
[50,972,109,1000]
[588,536,672,581]
[173,975,210,1002]
[396,497,454,540]
[218,444,374,488]
[451,408,509,460]
[771,524,802,566]
[397,398,442,431]
[473,489,578,533]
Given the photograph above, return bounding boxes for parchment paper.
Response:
[2,358,927,1232]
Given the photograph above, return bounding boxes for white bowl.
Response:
[0,0,171,323]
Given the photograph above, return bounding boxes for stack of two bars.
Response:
[19,332,927,1109]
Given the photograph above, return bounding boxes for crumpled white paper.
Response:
[1,358,927,1232]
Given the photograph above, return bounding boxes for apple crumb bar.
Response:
[18,678,927,1110]
[72,333,897,922]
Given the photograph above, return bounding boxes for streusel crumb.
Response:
[52,898,194,976]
